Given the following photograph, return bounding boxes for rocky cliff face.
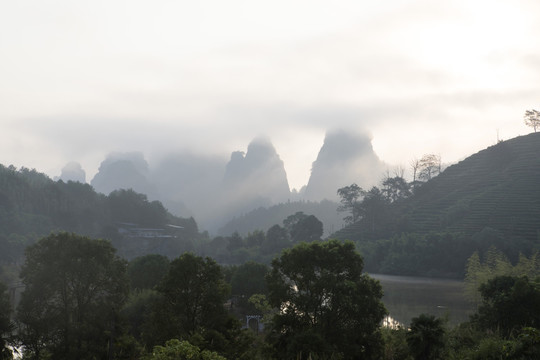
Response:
[304,130,386,201]
[222,137,290,205]
[88,139,291,232]
[90,152,156,197]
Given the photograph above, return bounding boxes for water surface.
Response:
[371,273,475,327]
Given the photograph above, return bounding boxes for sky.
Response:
[1,0,539,190]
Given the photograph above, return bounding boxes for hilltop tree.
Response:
[381,176,411,203]
[266,240,386,359]
[358,187,390,234]
[524,109,540,132]
[418,154,441,181]
[17,233,129,360]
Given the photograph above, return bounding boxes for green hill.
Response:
[0,165,201,265]
[332,133,540,277]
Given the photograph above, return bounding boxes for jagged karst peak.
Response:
[304,129,386,201]
[223,137,290,204]
[58,161,86,183]
[90,151,155,196]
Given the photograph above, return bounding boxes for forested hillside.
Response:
[0,165,200,265]
[333,133,540,277]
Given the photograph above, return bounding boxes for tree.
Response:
[17,232,129,360]
[382,176,411,203]
[127,254,170,291]
[146,253,250,358]
[291,215,323,243]
[406,314,445,360]
[230,261,269,298]
[358,187,390,234]
[474,276,540,336]
[418,154,441,182]
[142,339,226,360]
[410,158,420,185]
[524,109,540,132]
[245,230,265,248]
[0,283,14,360]
[337,183,364,225]
[266,240,387,359]
[464,251,484,305]
[149,253,229,342]
[463,248,539,306]
[262,225,289,254]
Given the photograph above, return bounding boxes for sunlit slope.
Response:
[334,132,540,242]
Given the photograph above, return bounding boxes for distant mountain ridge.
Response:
[334,132,540,245]
[87,132,384,232]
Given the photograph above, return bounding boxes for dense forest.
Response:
[0,164,200,282]
[1,233,538,359]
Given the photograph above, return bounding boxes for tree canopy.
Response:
[266,240,387,359]
[17,232,129,360]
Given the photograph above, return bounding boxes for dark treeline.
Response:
[1,233,539,359]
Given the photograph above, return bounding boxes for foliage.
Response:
[230,261,268,297]
[381,327,411,360]
[201,213,325,265]
[337,183,364,225]
[121,289,161,343]
[473,275,540,336]
[417,154,441,182]
[464,248,540,304]
[524,109,540,132]
[284,212,323,243]
[0,283,14,360]
[381,176,411,203]
[445,325,540,360]
[406,314,445,360]
[145,253,254,359]
[147,253,230,344]
[142,339,226,360]
[127,254,170,291]
[0,165,203,266]
[266,240,386,359]
[217,199,341,240]
[248,294,276,325]
[262,224,289,254]
[16,232,129,360]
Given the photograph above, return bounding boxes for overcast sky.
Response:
[1,0,539,190]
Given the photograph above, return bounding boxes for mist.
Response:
[81,129,385,232]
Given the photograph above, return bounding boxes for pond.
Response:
[370,273,475,327]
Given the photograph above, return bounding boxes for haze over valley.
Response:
[53,129,385,233]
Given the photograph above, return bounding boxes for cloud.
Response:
[1,0,540,191]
